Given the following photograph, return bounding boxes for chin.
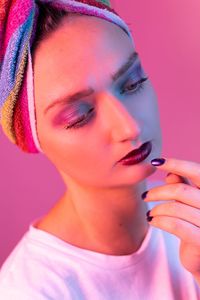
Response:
[105,162,155,188]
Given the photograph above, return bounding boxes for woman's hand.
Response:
[143,158,200,284]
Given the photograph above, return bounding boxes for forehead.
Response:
[33,15,134,106]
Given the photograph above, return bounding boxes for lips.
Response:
[118,141,152,162]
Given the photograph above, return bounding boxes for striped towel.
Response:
[0,0,132,153]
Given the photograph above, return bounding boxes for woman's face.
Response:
[33,15,162,189]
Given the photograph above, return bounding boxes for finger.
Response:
[165,173,190,185]
[149,201,200,228]
[143,183,200,209]
[148,215,200,246]
[151,158,200,188]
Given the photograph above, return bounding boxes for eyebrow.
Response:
[44,51,139,115]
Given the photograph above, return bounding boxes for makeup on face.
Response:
[51,59,148,130]
[53,102,93,126]
[118,141,152,166]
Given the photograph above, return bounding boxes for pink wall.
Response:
[0,0,200,266]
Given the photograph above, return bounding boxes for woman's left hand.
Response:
[143,157,200,282]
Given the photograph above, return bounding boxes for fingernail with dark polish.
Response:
[146,210,153,222]
[146,210,151,218]
[141,191,148,199]
[151,158,166,166]
[147,216,153,222]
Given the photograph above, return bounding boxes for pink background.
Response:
[0,0,200,266]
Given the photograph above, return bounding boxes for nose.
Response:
[101,93,141,143]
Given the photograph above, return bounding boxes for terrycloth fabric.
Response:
[0,0,133,154]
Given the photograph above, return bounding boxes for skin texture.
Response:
[32,14,162,255]
[144,160,200,285]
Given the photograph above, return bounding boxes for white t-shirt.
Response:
[0,181,200,300]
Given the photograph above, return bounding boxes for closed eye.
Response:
[64,77,149,130]
[121,77,149,95]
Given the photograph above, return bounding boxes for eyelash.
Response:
[64,76,149,130]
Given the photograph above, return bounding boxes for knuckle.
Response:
[189,162,200,178]
[174,183,188,196]
[167,202,179,215]
[168,219,180,232]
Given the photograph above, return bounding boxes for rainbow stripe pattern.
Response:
[0,0,132,153]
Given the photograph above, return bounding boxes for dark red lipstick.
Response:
[118,141,152,165]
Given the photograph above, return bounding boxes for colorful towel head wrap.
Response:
[0,0,133,154]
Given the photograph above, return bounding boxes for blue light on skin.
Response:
[33,15,162,256]
[53,59,148,129]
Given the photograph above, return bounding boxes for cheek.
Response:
[40,128,108,179]
[142,86,160,126]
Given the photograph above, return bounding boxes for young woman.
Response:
[0,0,200,299]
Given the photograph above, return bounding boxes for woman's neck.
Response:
[36,181,149,255]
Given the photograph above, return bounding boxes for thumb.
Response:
[165,172,190,185]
